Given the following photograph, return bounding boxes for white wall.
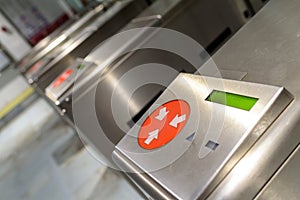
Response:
[30,0,66,23]
[0,12,31,61]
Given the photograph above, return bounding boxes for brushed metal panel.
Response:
[114,73,293,199]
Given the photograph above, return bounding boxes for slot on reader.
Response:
[112,73,293,199]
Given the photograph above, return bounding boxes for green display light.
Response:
[206,90,258,111]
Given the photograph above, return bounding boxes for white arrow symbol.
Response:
[144,129,159,145]
[169,114,186,128]
[155,107,169,121]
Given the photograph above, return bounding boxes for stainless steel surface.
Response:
[249,0,270,13]
[29,0,147,87]
[25,0,113,54]
[45,59,93,103]
[231,0,252,22]
[68,0,246,147]
[202,0,300,199]
[131,0,245,51]
[42,0,300,199]
[114,74,293,199]
[29,19,75,55]
[29,0,296,198]
[85,0,246,65]
[25,28,95,83]
[31,0,136,82]
[58,3,106,38]
[112,150,175,199]
[256,143,300,200]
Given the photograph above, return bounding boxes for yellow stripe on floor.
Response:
[0,87,34,119]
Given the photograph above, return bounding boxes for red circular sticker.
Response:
[138,100,190,150]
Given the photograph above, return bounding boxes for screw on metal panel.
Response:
[60,109,66,116]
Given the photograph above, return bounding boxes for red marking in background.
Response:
[53,68,73,88]
[28,60,44,73]
[29,14,69,45]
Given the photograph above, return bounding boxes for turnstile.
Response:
[113,0,300,199]
[17,0,147,74]
[113,74,293,199]
[17,0,300,198]
[17,2,107,71]
[43,0,248,146]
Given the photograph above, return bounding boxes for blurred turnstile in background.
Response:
[17,0,147,74]
[29,0,148,85]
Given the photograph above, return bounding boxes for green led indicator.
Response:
[77,64,85,70]
[206,90,258,111]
